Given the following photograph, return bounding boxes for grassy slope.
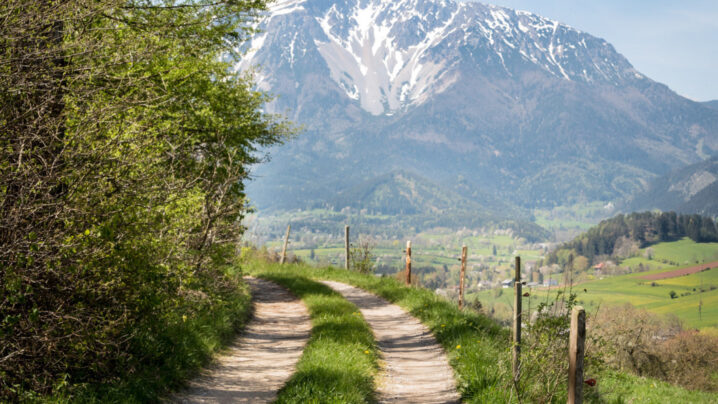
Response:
[244,260,379,403]
[473,238,718,330]
[249,260,717,403]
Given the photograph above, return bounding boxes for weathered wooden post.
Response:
[459,245,467,309]
[568,306,586,404]
[513,256,522,381]
[405,240,412,285]
[279,224,291,264]
[345,225,350,270]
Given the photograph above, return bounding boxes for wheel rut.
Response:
[172,277,311,403]
[321,280,461,404]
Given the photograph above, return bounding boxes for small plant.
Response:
[506,286,604,403]
[349,237,375,274]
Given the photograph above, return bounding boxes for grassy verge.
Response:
[248,259,512,402]
[245,261,379,403]
[253,259,718,403]
[65,269,253,403]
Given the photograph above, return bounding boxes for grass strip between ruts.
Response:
[247,262,379,403]
[255,260,718,403]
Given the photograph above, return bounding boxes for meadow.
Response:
[470,239,718,331]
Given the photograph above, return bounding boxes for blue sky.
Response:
[467,0,718,101]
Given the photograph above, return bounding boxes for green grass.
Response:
[471,237,718,329]
[648,238,718,264]
[256,260,718,403]
[472,266,718,330]
[270,262,512,403]
[66,271,254,403]
[591,369,718,403]
[245,261,379,403]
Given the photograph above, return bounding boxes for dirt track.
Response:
[322,280,460,404]
[172,277,311,404]
[640,261,718,281]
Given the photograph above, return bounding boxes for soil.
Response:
[640,261,718,281]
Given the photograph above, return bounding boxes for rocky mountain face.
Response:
[240,0,718,214]
[704,100,718,111]
[625,156,718,217]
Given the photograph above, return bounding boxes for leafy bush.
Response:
[593,304,718,392]
[0,0,290,399]
[349,237,375,274]
[509,289,603,403]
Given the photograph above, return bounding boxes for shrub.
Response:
[592,304,718,392]
[349,237,375,274]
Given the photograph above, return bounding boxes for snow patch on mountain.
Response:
[237,0,643,115]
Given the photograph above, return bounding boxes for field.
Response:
[266,220,718,331]
[641,261,718,280]
[470,245,718,330]
[282,229,546,285]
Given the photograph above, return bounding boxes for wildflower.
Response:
[182,315,187,322]
[456,345,461,349]
[364,350,370,354]
[441,324,446,327]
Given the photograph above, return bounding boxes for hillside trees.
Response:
[547,212,718,266]
[1,0,290,398]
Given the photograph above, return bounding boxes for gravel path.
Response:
[321,280,461,404]
[172,277,311,404]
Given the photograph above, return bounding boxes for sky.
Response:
[468,0,718,101]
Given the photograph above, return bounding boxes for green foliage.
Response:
[548,211,718,265]
[1,0,291,399]
[349,237,375,274]
[278,261,717,402]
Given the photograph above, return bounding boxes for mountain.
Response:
[326,170,524,217]
[241,0,718,214]
[704,100,718,111]
[245,170,550,242]
[625,156,718,217]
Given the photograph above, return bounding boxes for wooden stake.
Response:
[345,225,350,270]
[279,224,291,264]
[513,256,522,381]
[568,306,586,404]
[405,240,412,285]
[459,245,467,309]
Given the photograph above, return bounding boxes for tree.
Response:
[1,0,290,397]
[574,255,589,272]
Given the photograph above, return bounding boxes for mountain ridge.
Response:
[625,156,718,217]
[242,0,718,213]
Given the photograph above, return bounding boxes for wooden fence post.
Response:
[405,240,412,285]
[513,256,522,381]
[459,245,467,309]
[279,224,291,264]
[568,306,586,404]
[345,225,350,270]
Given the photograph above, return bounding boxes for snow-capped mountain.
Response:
[240,0,641,116]
[239,0,718,213]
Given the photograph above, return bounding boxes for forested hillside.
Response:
[547,212,718,265]
[0,0,289,399]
